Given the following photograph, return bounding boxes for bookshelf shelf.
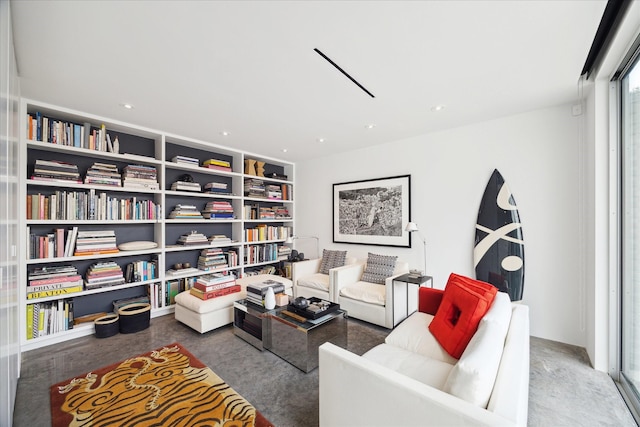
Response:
[19,99,294,350]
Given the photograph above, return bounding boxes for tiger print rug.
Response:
[50,343,273,427]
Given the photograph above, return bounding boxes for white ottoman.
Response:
[174,274,292,333]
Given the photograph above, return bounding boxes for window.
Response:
[618,46,640,421]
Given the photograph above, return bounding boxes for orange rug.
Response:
[50,343,273,427]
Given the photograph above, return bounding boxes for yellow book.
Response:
[27,286,83,300]
[26,304,33,340]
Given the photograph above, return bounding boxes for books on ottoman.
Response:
[246,279,285,306]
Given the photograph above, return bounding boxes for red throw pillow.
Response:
[428,273,497,359]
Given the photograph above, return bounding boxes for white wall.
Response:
[296,103,586,346]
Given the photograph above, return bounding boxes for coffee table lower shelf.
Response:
[233,299,347,372]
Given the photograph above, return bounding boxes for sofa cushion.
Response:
[385,311,458,365]
[361,253,397,285]
[428,273,497,359]
[363,343,454,390]
[297,272,330,292]
[339,281,386,306]
[443,291,512,408]
[318,249,347,275]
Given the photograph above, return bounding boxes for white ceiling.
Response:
[11,1,606,162]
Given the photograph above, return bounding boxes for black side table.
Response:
[392,273,434,327]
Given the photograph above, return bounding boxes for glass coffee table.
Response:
[233,299,347,372]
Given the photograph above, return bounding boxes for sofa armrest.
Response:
[319,342,517,427]
[291,258,322,283]
[418,287,444,315]
[332,262,365,292]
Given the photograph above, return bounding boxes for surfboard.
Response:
[474,169,525,301]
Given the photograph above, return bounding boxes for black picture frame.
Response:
[333,175,411,247]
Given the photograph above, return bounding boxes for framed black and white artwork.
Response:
[333,175,411,247]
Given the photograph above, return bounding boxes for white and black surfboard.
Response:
[474,169,525,301]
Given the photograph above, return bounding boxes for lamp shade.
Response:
[405,222,419,232]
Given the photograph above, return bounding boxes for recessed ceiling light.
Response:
[282,148,288,153]
[220,131,230,136]
[431,105,445,112]
[120,103,134,109]
[317,138,325,143]
[365,124,376,129]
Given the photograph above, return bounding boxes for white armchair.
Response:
[291,255,358,302]
[334,257,410,329]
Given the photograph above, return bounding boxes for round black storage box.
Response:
[118,303,151,334]
[94,314,120,338]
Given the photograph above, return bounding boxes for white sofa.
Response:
[291,256,359,301]
[319,288,530,426]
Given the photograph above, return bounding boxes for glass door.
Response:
[620,52,640,418]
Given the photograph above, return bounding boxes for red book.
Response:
[193,279,236,293]
[190,284,241,300]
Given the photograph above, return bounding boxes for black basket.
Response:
[94,314,119,338]
[117,303,151,333]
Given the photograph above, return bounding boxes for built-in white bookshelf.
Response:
[19,99,294,350]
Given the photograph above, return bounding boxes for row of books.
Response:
[243,204,290,220]
[26,299,74,340]
[27,112,118,153]
[27,191,161,221]
[245,225,292,242]
[245,243,289,265]
[124,259,158,283]
[30,160,158,189]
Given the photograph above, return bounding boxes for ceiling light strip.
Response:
[314,48,375,98]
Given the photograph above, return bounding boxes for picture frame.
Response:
[333,175,411,247]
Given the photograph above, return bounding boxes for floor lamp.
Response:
[405,222,426,278]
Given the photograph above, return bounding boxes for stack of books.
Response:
[171,155,199,166]
[27,265,83,300]
[198,247,228,271]
[84,162,122,187]
[171,179,201,192]
[273,205,290,218]
[244,178,266,198]
[122,164,159,190]
[85,261,125,289]
[168,204,204,219]
[258,206,275,219]
[201,200,234,219]
[190,273,239,300]
[246,279,286,306]
[203,182,230,194]
[266,184,282,200]
[202,158,232,172]
[278,245,292,260]
[73,230,118,256]
[177,230,209,246]
[31,159,81,183]
[208,234,232,244]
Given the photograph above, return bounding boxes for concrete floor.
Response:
[13,314,637,426]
